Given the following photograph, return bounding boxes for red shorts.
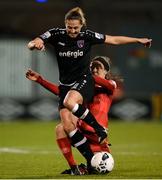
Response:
[79,130,111,153]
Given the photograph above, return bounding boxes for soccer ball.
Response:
[91,152,114,174]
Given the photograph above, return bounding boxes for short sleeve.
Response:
[85,29,106,44]
[39,28,59,43]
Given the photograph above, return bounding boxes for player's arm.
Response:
[26,69,59,96]
[105,35,152,48]
[37,76,59,96]
[28,29,58,51]
[93,75,117,92]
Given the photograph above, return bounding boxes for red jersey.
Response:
[78,76,116,133]
[77,77,116,152]
[78,87,112,132]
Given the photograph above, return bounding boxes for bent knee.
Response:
[63,98,71,109]
[63,90,83,110]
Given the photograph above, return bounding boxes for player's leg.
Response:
[58,84,94,175]
[77,128,110,152]
[56,123,77,169]
[63,74,107,143]
[60,108,94,163]
[78,130,111,174]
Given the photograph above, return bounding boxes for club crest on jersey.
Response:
[77,40,84,48]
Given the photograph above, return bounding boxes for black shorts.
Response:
[59,74,95,109]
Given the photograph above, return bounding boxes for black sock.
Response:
[72,104,102,130]
[69,129,94,162]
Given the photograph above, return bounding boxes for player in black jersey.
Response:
[27,7,152,148]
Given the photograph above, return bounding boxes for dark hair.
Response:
[91,56,124,84]
[92,56,110,72]
[65,7,86,26]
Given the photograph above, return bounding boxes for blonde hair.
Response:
[65,7,86,26]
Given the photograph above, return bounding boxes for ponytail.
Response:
[65,7,86,27]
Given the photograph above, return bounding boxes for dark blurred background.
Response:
[0,0,162,121]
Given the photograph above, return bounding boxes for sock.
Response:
[57,137,77,168]
[72,104,102,130]
[69,128,94,162]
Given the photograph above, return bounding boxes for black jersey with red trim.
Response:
[39,28,105,84]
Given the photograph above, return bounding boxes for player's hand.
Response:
[26,69,41,81]
[27,38,45,51]
[138,38,152,48]
[27,41,36,50]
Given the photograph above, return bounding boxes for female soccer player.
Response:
[27,7,152,149]
[26,56,121,175]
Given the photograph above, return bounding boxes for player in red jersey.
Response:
[78,57,117,154]
[26,56,120,174]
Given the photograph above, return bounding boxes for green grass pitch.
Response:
[0,119,162,179]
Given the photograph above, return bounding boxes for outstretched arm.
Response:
[93,75,117,92]
[26,69,59,96]
[105,35,152,48]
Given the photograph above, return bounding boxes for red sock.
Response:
[57,137,77,168]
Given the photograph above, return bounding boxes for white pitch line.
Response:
[0,147,56,154]
[0,147,30,154]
